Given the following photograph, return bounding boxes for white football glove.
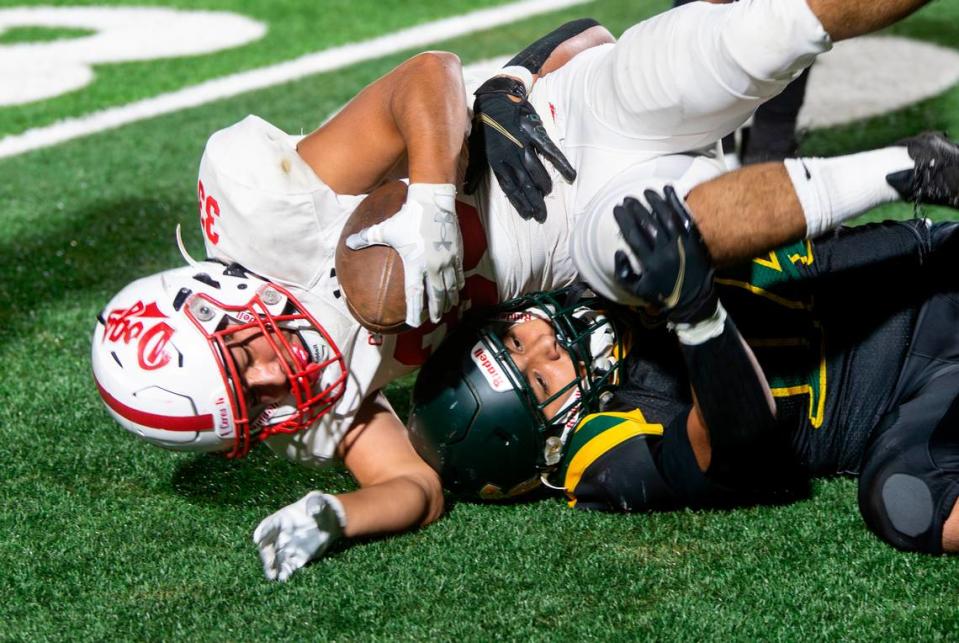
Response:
[252,491,347,582]
[346,183,465,327]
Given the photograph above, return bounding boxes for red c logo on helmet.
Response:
[138,322,176,370]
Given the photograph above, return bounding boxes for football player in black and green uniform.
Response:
[409,185,959,555]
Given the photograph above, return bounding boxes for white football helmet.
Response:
[91,261,346,458]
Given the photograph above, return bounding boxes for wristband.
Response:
[671,302,727,346]
[498,66,534,94]
[321,493,348,532]
[407,182,457,211]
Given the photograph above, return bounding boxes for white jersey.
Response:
[196,0,831,464]
[197,115,577,465]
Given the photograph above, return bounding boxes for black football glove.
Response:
[463,75,576,222]
[613,186,717,324]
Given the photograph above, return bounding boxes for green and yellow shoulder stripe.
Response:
[556,409,664,508]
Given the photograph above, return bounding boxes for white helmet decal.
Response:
[92,261,347,457]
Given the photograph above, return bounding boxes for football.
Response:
[335,180,410,334]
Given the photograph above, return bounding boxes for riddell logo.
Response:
[471,344,512,393]
[103,301,175,370]
[497,311,534,323]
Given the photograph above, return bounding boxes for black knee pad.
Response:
[859,425,946,554]
[860,470,939,553]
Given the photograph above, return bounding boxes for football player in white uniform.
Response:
[94,24,613,582]
[92,0,940,581]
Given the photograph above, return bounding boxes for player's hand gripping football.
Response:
[253,491,346,582]
[464,75,576,222]
[613,186,718,324]
[346,183,465,327]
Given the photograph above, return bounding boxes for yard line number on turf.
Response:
[0,7,266,106]
[3,4,958,160]
[0,0,590,159]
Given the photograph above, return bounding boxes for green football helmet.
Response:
[408,288,624,500]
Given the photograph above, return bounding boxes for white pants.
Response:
[529,0,832,303]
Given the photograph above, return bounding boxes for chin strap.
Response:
[540,472,566,491]
[572,308,617,374]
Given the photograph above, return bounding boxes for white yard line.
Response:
[0,0,588,159]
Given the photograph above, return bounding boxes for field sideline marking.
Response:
[0,0,588,160]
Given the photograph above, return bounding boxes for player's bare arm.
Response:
[253,393,443,580]
[296,50,467,195]
[297,51,468,326]
[335,394,444,536]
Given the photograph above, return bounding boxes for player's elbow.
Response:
[421,468,446,526]
[399,464,444,527]
[407,50,462,80]
[389,457,446,527]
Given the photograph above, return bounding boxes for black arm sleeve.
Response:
[658,411,729,507]
[657,410,808,508]
[572,412,783,512]
[506,18,601,73]
[571,432,680,512]
[677,314,791,489]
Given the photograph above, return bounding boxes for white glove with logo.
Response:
[346,183,465,326]
[252,490,347,582]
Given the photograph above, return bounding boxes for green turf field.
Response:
[2,0,959,639]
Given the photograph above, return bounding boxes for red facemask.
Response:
[184,283,346,458]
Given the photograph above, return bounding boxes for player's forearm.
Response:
[391,51,469,185]
[335,470,444,539]
[297,51,468,194]
[677,308,778,478]
[335,395,445,541]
